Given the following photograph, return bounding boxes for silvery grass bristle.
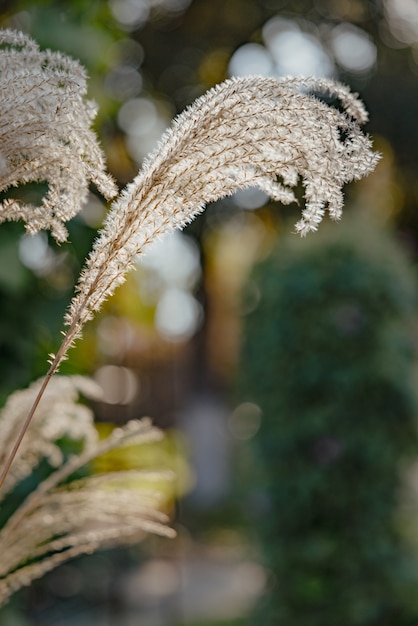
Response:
[0,376,175,607]
[0,28,380,487]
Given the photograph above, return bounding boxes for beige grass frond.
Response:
[65,76,379,342]
[0,29,117,242]
[0,377,174,607]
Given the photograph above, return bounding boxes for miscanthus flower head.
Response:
[0,376,174,607]
[0,29,117,242]
[65,75,379,342]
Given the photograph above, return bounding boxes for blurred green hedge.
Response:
[238,216,418,625]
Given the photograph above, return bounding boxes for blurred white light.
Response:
[330,23,377,73]
[155,288,202,342]
[232,187,269,210]
[125,108,170,162]
[115,38,145,68]
[94,365,138,405]
[384,0,418,44]
[109,0,150,28]
[268,29,334,77]
[109,0,191,30]
[118,97,158,135]
[228,43,273,77]
[262,16,300,47]
[97,316,137,358]
[104,65,142,101]
[228,402,262,441]
[139,231,201,289]
[19,232,54,273]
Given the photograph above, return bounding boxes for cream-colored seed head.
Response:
[0,376,174,607]
[66,75,379,343]
[0,29,117,242]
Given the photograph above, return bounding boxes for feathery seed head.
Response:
[66,75,379,335]
[0,29,117,242]
[0,376,174,607]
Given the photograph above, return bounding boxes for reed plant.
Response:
[0,28,379,604]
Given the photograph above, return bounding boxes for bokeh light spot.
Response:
[104,65,143,101]
[330,23,377,73]
[94,365,139,405]
[232,187,269,210]
[263,16,334,77]
[228,43,273,77]
[384,0,418,45]
[228,402,262,441]
[118,97,158,135]
[139,231,201,290]
[19,232,54,274]
[109,0,150,29]
[155,288,202,342]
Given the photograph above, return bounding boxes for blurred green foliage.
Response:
[0,217,101,404]
[237,218,418,625]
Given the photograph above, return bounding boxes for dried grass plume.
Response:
[0,29,117,242]
[0,376,174,607]
[67,75,379,352]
